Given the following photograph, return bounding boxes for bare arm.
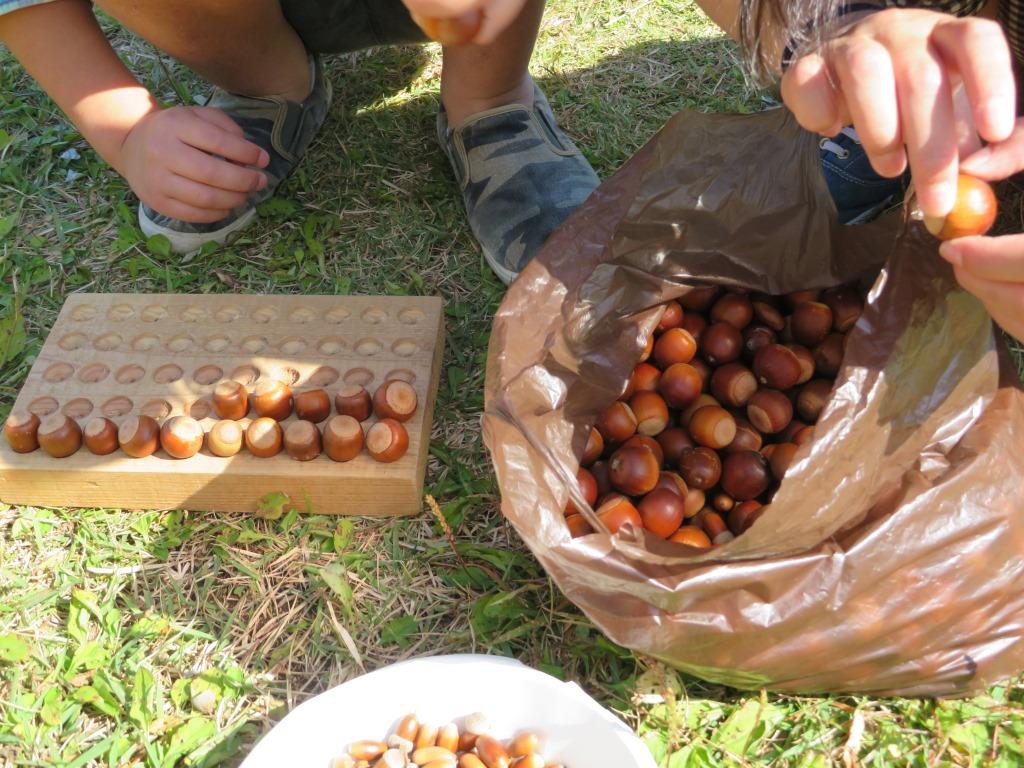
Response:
[0,0,158,176]
[0,0,269,223]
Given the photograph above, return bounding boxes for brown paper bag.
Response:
[482,108,1024,695]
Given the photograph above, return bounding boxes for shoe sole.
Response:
[483,250,519,286]
[138,206,258,254]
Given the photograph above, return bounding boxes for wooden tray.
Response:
[0,293,444,515]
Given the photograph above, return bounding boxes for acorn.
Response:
[83,417,119,455]
[4,411,40,453]
[284,419,322,461]
[366,418,409,463]
[581,426,604,466]
[212,379,249,420]
[373,380,418,422]
[678,447,721,490]
[245,417,283,458]
[160,415,203,459]
[207,419,244,457]
[657,363,704,409]
[294,389,331,423]
[609,446,660,496]
[37,414,82,458]
[118,415,160,458]
[323,415,364,462]
[701,322,743,365]
[251,379,293,421]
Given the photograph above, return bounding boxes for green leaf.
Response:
[67,640,108,673]
[255,491,290,520]
[0,633,29,663]
[164,716,216,766]
[380,615,419,648]
[146,234,172,258]
[129,666,160,731]
[333,519,355,552]
[0,301,26,367]
[318,562,353,616]
[72,685,119,717]
[39,687,65,726]
[0,212,17,240]
[712,699,766,756]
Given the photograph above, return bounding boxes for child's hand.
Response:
[402,0,527,45]
[781,8,1016,220]
[120,106,269,223]
[938,119,1024,342]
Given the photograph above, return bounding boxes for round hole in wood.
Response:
[153,364,183,384]
[385,368,417,384]
[361,307,388,324]
[140,399,172,420]
[43,362,75,383]
[179,305,208,323]
[239,335,267,354]
[203,334,231,353]
[77,363,110,383]
[325,307,350,324]
[317,336,345,354]
[188,399,213,420]
[354,337,382,356]
[252,306,279,324]
[93,333,122,351]
[70,305,97,321]
[275,366,301,385]
[343,367,374,387]
[215,306,242,323]
[106,304,134,321]
[398,307,425,325]
[165,333,193,353]
[101,396,133,418]
[192,365,223,385]
[28,396,59,416]
[289,307,316,324]
[391,338,418,357]
[230,364,261,386]
[62,398,94,419]
[131,333,159,352]
[58,332,88,351]
[140,305,168,323]
[116,364,146,384]
[307,366,340,387]
[279,337,306,355]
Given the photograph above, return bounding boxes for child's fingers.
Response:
[933,17,1016,144]
[163,173,252,212]
[169,144,267,194]
[940,233,1024,282]
[952,262,1024,340]
[960,117,1024,180]
[780,52,845,136]
[894,45,959,218]
[472,0,527,44]
[146,194,231,224]
[832,38,905,177]
[177,112,269,167]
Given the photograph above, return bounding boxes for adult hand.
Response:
[402,0,529,45]
[119,106,268,223]
[939,119,1024,342]
[781,8,1016,219]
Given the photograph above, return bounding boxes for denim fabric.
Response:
[820,130,908,224]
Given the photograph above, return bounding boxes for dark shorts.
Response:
[281,0,429,54]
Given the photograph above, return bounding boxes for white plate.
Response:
[241,654,657,768]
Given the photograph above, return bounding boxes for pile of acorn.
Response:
[565,284,864,548]
[3,378,417,463]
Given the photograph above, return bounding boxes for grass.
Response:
[1,1,1023,766]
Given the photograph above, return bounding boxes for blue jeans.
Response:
[820,128,908,224]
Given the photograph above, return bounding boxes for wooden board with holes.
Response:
[0,293,444,515]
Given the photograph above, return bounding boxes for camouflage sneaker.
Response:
[139,55,332,253]
[437,81,600,284]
